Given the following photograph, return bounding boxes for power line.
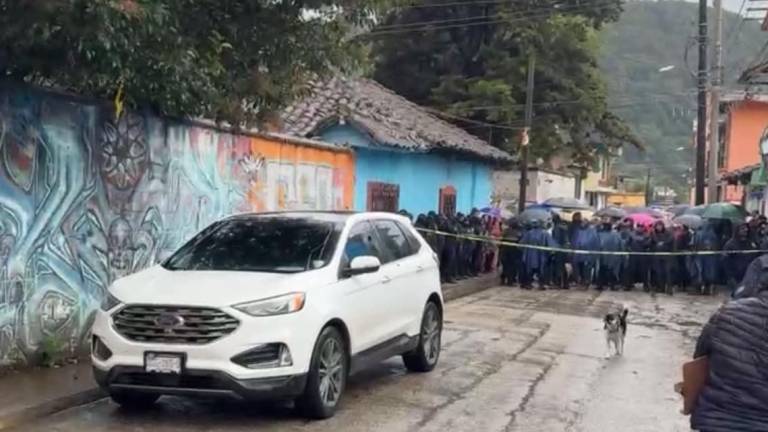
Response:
[452,91,696,112]
[723,0,747,47]
[361,1,619,36]
[373,0,612,31]
[394,0,528,10]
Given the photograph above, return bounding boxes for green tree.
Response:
[371,0,638,162]
[0,0,388,125]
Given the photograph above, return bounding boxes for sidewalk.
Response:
[0,273,500,430]
[0,361,104,430]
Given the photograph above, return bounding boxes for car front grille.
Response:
[113,305,239,344]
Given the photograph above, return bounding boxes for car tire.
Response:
[295,326,348,419]
[403,301,442,372]
[110,391,160,409]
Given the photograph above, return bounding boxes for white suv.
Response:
[91,211,443,418]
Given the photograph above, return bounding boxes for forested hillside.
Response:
[599,0,765,197]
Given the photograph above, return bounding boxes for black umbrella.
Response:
[595,206,627,219]
[625,207,665,219]
[543,197,592,210]
[518,208,553,225]
[673,214,704,229]
[667,204,690,217]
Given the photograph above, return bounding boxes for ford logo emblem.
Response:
[155,313,184,329]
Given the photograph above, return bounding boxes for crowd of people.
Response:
[411,210,503,284]
[409,208,768,295]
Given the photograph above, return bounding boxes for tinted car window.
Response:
[344,221,383,263]
[398,222,422,254]
[163,217,339,273]
[374,220,415,262]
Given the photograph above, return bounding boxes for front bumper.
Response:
[91,305,323,381]
[93,366,307,400]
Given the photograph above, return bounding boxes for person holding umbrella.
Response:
[650,220,674,295]
[624,220,651,291]
[723,223,759,296]
[672,222,694,291]
[694,221,721,295]
[500,218,523,286]
[570,212,599,288]
[550,214,570,289]
[596,217,625,291]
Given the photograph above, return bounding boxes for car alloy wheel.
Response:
[403,301,442,372]
[422,303,441,365]
[318,336,344,406]
[296,326,347,419]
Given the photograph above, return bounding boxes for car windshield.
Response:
[162,217,340,273]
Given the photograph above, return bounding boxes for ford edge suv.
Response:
[91,211,443,419]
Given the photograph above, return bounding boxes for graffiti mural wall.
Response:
[0,85,354,366]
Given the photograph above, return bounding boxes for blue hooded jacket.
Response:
[571,223,599,265]
[521,226,557,271]
[694,224,720,284]
[597,225,625,277]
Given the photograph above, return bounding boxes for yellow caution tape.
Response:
[415,228,766,257]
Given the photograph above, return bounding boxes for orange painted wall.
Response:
[247,136,354,212]
[724,101,768,172]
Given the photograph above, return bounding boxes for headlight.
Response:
[100,292,121,312]
[234,293,305,317]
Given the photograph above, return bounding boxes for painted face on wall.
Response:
[107,217,134,280]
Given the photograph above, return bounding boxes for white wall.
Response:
[529,170,576,202]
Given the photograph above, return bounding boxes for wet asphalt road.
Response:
[14,286,723,432]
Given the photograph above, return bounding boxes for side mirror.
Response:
[343,256,381,277]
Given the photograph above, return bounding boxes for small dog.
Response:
[603,307,629,358]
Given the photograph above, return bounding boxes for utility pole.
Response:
[695,0,709,205]
[645,167,652,206]
[518,54,535,213]
[708,0,723,203]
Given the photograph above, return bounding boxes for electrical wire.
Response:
[360,1,619,36]
[372,0,614,31]
[453,91,696,112]
[723,0,747,48]
[394,0,531,10]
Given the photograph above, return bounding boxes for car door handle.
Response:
[416,265,425,272]
[382,276,393,284]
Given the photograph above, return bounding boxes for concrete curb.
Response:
[0,274,498,430]
[442,272,500,302]
[0,387,106,430]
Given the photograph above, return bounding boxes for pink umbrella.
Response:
[625,213,656,228]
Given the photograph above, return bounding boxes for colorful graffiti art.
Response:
[0,86,354,366]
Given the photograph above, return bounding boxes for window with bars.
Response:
[366,182,400,212]
[439,186,457,216]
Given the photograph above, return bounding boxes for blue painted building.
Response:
[282,76,513,215]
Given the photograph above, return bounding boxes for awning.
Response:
[721,163,761,184]
[750,163,767,187]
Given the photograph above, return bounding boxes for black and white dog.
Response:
[603,307,629,358]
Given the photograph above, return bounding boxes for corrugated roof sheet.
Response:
[281,75,514,162]
[721,163,761,183]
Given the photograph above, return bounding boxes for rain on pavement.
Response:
[13,287,723,432]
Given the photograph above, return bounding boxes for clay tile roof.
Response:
[281,75,514,162]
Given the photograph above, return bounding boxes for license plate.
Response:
[145,353,183,374]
